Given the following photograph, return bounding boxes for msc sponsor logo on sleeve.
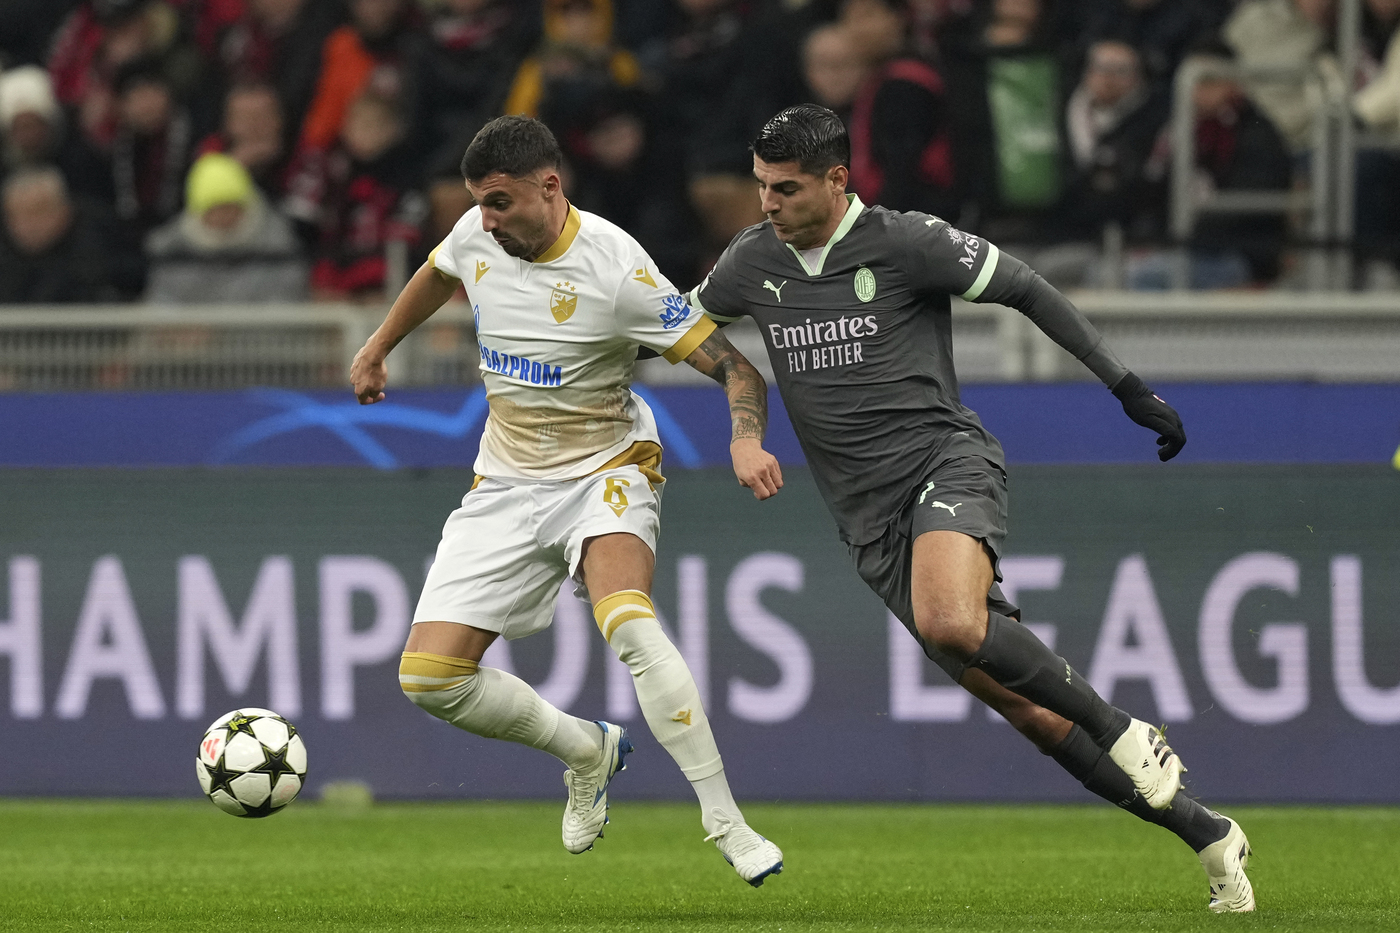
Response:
[945,226,983,269]
[659,293,691,330]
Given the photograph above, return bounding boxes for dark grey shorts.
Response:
[848,456,1021,682]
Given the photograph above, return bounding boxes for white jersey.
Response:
[430,202,715,481]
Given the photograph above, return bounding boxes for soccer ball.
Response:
[196,707,307,818]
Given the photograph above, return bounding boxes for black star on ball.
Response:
[258,746,297,782]
[203,758,240,797]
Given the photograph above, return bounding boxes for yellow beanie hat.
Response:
[185,153,254,215]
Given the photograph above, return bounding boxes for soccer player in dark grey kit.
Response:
[688,105,1254,913]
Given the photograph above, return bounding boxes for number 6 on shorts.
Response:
[604,477,630,516]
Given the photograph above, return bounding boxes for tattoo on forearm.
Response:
[693,330,767,442]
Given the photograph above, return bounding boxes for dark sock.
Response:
[968,613,1130,746]
[1051,725,1230,853]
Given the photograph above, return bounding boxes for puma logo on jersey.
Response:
[763,279,787,302]
[930,500,961,516]
[475,260,490,283]
[633,265,657,287]
[670,709,692,726]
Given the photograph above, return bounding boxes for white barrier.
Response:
[2,294,1399,390]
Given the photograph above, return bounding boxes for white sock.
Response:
[594,589,723,780]
[595,590,741,829]
[400,651,602,771]
[693,770,745,836]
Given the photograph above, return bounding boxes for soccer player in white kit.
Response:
[350,116,785,886]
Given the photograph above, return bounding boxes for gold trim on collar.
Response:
[533,204,582,263]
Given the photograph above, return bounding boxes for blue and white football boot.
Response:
[561,721,632,854]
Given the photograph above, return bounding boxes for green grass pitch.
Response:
[1,800,1396,932]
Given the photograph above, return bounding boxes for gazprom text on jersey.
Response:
[478,339,563,387]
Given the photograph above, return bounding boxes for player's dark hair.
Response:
[751,104,850,177]
[460,115,563,182]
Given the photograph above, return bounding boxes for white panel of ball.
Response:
[250,716,289,751]
[269,773,302,808]
[209,789,247,816]
[286,735,308,774]
[229,772,272,807]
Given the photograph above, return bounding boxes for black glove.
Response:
[1111,373,1186,461]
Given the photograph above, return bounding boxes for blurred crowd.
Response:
[2,0,1400,305]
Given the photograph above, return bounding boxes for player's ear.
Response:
[540,169,563,199]
[828,164,849,194]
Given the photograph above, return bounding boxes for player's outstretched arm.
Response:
[350,261,461,404]
[977,256,1186,460]
[683,328,784,499]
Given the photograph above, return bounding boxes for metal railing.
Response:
[1168,0,1370,291]
[0,303,477,392]
[2,296,1399,392]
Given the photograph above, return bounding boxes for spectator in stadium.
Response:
[201,0,346,157]
[109,55,192,238]
[1224,0,1338,152]
[0,165,145,302]
[641,0,812,277]
[1131,46,1293,289]
[1058,39,1168,242]
[285,89,425,299]
[549,85,690,277]
[144,152,307,303]
[501,0,641,120]
[842,0,960,220]
[194,82,291,198]
[943,0,1069,241]
[1075,0,1228,90]
[802,23,869,122]
[1352,0,1400,279]
[545,87,644,222]
[905,0,976,60]
[297,0,428,156]
[0,0,78,68]
[0,64,113,203]
[420,0,538,180]
[1362,0,1400,63]
[47,0,194,148]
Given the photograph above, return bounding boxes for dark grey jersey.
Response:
[689,194,1127,546]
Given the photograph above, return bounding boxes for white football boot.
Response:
[561,721,632,854]
[1199,816,1255,912]
[1108,719,1185,810]
[704,814,784,887]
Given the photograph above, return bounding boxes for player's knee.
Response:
[594,589,670,672]
[398,651,478,717]
[913,604,985,660]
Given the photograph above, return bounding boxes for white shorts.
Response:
[413,464,662,640]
